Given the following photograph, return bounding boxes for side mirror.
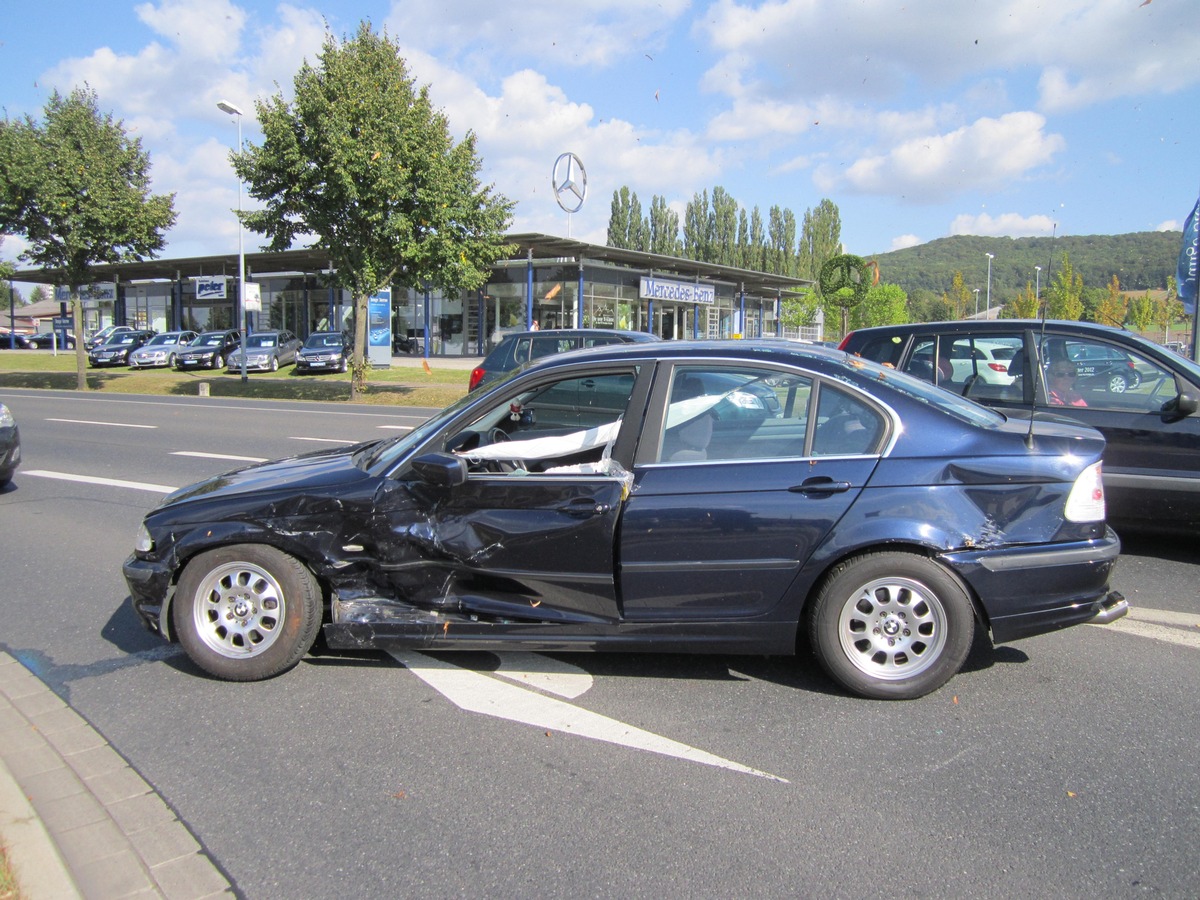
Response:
[411,452,468,487]
[1161,391,1199,421]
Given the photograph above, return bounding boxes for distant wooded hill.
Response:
[867,232,1181,304]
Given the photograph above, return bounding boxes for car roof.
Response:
[498,329,661,342]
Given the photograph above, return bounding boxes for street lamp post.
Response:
[217,100,248,384]
[985,252,994,316]
[1035,265,1042,312]
[973,288,980,317]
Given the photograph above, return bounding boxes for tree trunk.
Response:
[71,294,88,391]
[349,291,369,401]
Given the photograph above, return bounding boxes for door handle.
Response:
[788,477,852,495]
[558,498,610,518]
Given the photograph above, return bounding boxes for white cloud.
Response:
[950,212,1057,238]
[1157,220,1181,232]
[890,234,922,251]
[386,0,690,70]
[817,112,1065,201]
[135,0,247,62]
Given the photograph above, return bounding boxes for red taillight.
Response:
[468,367,486,391]
[837,333,854,350]
[989,362,1008,372]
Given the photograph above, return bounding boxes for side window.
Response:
[448,370,639,474]
[812,385,885,457]
[1039,336,1176,412]
[658,366,812,463]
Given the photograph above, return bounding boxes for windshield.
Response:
[305,333,344,348]
[147,334,175,346]
[246,335,277,348]
[195,334,225,347]
[108,334,138,345]
[360,390,482,475]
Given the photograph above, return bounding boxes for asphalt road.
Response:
[1,387,1198,898]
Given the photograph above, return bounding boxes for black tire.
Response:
[167,353,176,368]
[270,355,279,372]
[338,356,348,373]
[173,544,322,681]
[806,551,974,700]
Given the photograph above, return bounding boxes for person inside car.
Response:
[1047,363,1087,407]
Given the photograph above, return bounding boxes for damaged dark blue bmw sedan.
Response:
[124,341,1128,699]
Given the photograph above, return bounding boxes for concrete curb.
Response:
[0,652,233,899]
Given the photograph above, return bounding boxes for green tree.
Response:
[1045,252,1084,321]
[1127,292,1155,331]
[607,187,635,248]
[766,205,796,276]
[234,22,513,398]
[1001,282,1040,319]
[648,195,680,256]
[850,282,908,329]
[747,206,765,273]
[1093,275,1127,329]
[797,198,841,281]
[29,284,50,305]
[780,288,820,330]
[947,272,972,320]
[710,186,739,266]
[0,87,177,389]
[682,190,710,261]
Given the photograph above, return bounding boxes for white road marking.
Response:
[171,451,267,463]
[1095,608,1200,651]
[45,417,156,429]
[491,651,593,698]
[389,649,788,782]
[289,436,357,444]
[22,470,177,493]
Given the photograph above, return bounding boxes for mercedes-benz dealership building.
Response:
[14,233,820,358]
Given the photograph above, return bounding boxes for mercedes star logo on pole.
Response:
[552,152,587,214]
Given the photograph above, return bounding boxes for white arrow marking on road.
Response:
[22,470,176,493]
[389,649,788,782]
[491,651,594,698]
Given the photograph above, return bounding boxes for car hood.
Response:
[158,443,377,509]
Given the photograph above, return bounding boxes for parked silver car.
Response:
[226,330,302,372]
[129,331,200,369]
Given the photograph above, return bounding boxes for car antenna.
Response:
[1025,224,1056,449]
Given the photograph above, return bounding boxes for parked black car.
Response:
[86,325,134,349]
[28,331,76,349]
[124,340,1126,700]
[0,402,19,488]
[295,331,351,374]
[0,330,34,350]
[840,319,1200,534]
[88,330,155,367]
[175,330,241,370]
[468,328,661,391]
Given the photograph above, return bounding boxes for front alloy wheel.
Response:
[173,544,322,681]
[807,552,974,700]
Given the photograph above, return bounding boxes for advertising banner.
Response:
[368,289,392,368]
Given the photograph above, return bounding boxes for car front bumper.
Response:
[123,553,175,638]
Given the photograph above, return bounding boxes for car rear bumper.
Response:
[940,530,1123,643]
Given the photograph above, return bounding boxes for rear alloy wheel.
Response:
[173,544,322,681]
[1107,373,1128,393]
[807,552,974,700]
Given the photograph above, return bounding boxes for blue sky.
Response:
[3,0,1199,277]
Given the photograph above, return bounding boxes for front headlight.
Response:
[134,522,155,553]
[0,405,13,428]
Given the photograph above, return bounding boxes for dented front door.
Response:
[415,473,626,622]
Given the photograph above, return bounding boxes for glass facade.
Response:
[65,241,817,356]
